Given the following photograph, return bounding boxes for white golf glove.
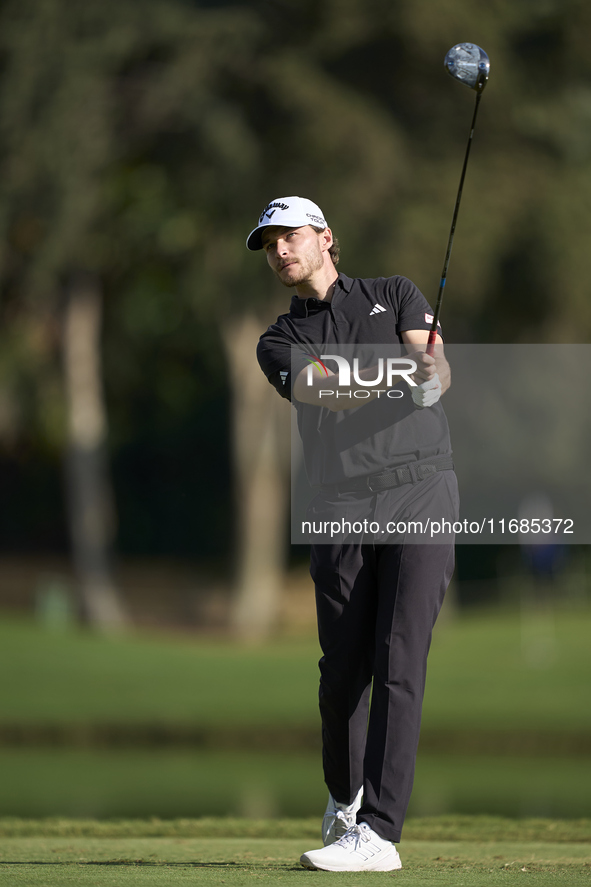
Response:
[411,373,442,408]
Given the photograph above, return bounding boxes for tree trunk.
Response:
[62,271,128,630]
[223,312,291,640]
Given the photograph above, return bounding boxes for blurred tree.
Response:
[0,0,134,629]
[63,272,126,628]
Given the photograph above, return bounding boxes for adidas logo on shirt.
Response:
[369,303,387,316]
[279,371,288,386]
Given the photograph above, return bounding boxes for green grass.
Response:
[423,607,591,731]
[0,606,589,733]
[0,814,589,841]
[0,818,589,886]
[0,618,319,727]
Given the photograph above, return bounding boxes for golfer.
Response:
[248,197,458,872]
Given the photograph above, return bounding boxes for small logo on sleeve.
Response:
[425,313,441,326]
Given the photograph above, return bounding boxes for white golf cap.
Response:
[246,196,328,250]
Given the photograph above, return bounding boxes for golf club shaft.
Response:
[427,91,483,356]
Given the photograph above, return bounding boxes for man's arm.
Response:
[292,363,391,412]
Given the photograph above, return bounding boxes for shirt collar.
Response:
[289,272,352,317]
[336,272,353,293]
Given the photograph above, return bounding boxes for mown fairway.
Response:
[0,817,589,886]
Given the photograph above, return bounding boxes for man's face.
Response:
[261,225,326,288]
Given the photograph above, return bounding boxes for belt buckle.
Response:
[366,474,380,493]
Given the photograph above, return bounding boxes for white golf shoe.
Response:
[301,822,402,872]
[321,786,363,846]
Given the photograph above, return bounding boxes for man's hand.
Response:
[407,350,438,384]
[411,373,442,408]
[406,350,443,408]
[401,331,450,397]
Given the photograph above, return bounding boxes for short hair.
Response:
[311,226,340,266]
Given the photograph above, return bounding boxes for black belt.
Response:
[319,454,454,495]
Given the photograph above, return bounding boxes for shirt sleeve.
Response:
[257,323,312,402]
[393,276,443,337]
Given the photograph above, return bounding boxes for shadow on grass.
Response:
[1,861,303,869]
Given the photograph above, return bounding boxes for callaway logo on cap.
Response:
[246,196,328,250]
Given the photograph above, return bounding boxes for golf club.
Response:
[426,42,490,356]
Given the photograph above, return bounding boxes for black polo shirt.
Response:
[257,272,452,486]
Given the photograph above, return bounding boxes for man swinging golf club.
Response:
[248,195,458,871]
[247,43,488,872]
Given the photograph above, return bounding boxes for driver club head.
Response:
[445,43,490,94]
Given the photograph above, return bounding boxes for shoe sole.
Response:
[300,851,402,872]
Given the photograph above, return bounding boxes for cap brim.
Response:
[246,216,326,251]
[246,226,265,251]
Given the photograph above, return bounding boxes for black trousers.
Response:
[310,540,455,843]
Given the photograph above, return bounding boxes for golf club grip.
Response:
[426,329,437,357]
